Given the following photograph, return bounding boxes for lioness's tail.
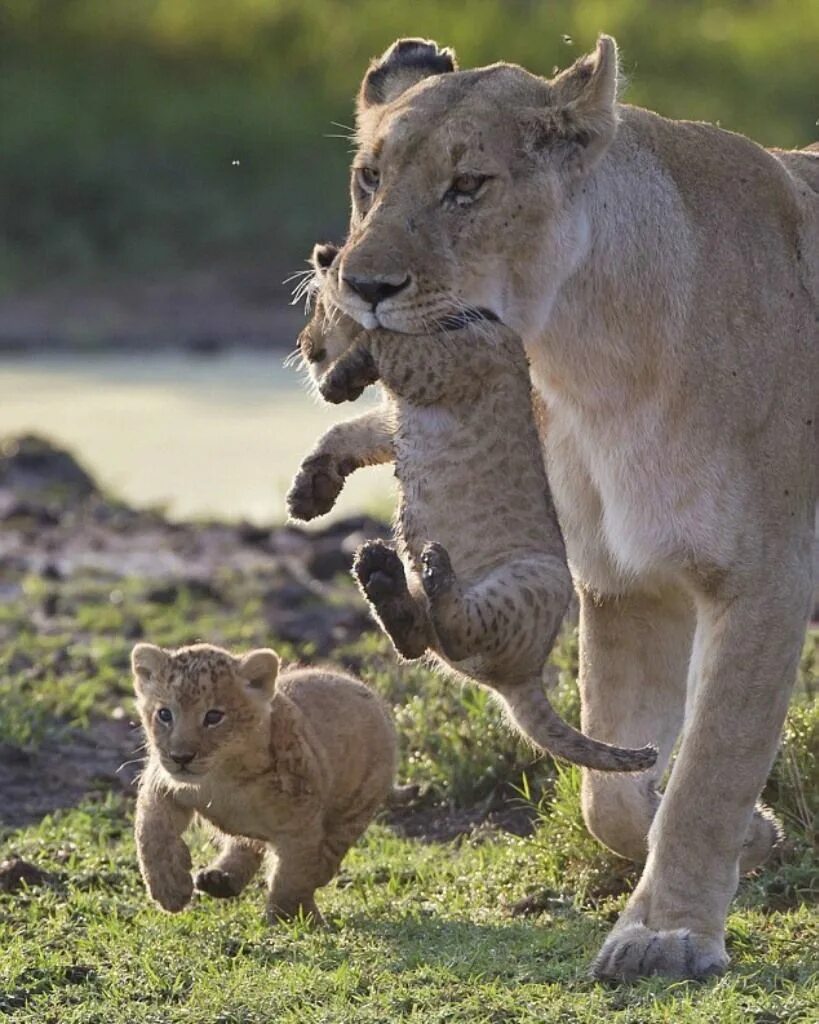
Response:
[500,678,657,772]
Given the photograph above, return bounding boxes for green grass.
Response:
[0,570,816,1021]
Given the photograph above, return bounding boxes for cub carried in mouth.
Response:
[132,641,396,924]
[288,243,656,774]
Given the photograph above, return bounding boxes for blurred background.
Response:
[1,0,817,523]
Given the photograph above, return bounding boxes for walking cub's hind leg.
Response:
[195,835,265,899]
[353,540,429,660]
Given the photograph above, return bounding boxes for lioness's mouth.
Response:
[437,307,501,331]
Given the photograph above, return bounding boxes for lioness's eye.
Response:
[156,707,173,724]
[356,166,380,193]
[446,173,490,206]
[203,709,224,727]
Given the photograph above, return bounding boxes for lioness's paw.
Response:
[149,872,194,913]
[591,923,727,981]
[353,541,407,600]
[287,454,346,521]
[194,868,243,899]
[320,348,378,404]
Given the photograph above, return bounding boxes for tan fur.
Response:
[132,643,396,923]
[309,35,818,979]
[289,257,656,773]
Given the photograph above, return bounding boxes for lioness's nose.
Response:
[171,752,195,767]
[342,273,410,307]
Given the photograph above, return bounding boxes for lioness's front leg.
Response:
[593,556,812,980]
[287,407,394,521]
[135,781,194,913]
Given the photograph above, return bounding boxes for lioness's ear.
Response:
[533,35,619,173]
[358,38,457,113]
[131,643,168,695]
[238,648,279,696]
[310,242,340,277]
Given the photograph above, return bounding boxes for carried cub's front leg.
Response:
[135,781,194,913]
[287,407,394,521]
[353,540,430,660]
[320,341,379,405]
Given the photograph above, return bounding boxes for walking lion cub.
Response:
[288,244,656,774]
[132,642,396,923]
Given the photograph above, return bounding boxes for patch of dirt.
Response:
[0,717,143,829]
[386,790,540,844]
[0,856,53,892]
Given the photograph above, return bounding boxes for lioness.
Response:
[288,243,656,773]
[132,643,396,924]
[314,36,818,979]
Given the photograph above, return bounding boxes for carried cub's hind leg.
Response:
[353,540,430,660]
[421,543,571,668]
[195,835,265,899]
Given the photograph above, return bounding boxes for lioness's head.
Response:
[132,643,279,784]
[325,35,619,337]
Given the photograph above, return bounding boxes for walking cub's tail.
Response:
[501,678,657,772]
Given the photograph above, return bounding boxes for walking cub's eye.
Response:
[156,707,173,725]
[203,709,225,727]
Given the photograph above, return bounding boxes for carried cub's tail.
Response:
[500,677,657,773]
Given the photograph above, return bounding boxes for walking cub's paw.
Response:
[194,868,243,899]
[591,923,728,981]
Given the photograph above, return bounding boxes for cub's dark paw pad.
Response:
[286,454,345,521]
[320,349,378,404]
[353,541,406,599]
[194,868,241,899]
[420,542,455,597]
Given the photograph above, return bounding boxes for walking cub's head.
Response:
[132,642,279,784]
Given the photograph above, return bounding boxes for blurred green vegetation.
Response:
[0,0,816,292]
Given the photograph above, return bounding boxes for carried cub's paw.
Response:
[287,453,348,521]
[194,868,243,899]
[320,347,378,404]
[420,542,456,598]
[591,923,728,982]
[353,541,408,601]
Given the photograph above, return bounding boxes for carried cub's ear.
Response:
[310,242,340,276]
[527,35,620,174]
[238,648,279,696]
[131,643,168,694]
[358,38,457,113]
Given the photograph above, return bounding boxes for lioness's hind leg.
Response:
[353,541,429,660]
[195,835,265,899]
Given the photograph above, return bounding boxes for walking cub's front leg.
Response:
[135,780,194,913]
[353,540,430,660]
[287,407,394,521]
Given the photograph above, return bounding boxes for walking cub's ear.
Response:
[131,643,169,696]
[358,38,457,113]
[237,648,280,697]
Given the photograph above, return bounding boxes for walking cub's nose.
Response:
[342,273,411,307]
[171,752,195,767]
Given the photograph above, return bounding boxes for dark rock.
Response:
[237,521,271,546]
[145,583,179,605]
[0,434,98,501]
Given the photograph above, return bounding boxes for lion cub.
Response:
[287,245,656,774]
[132,642,396,923]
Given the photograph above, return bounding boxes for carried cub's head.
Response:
[298,241,362,386]
[132,642,279,783]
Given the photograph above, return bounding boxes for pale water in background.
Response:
[0,353,393,523]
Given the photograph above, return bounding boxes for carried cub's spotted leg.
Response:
[420,543,571,667]
[195,835,265,899]
[353,540,430,660]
